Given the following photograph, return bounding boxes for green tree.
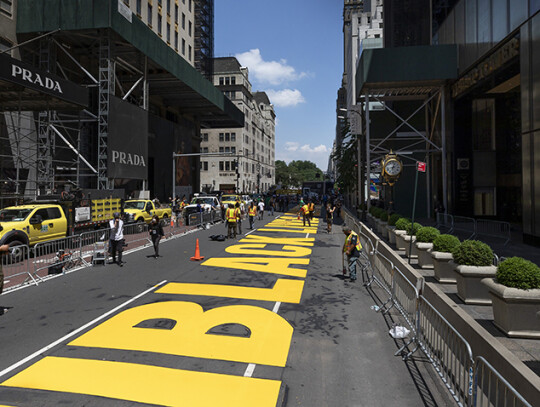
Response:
[274,160,324,188]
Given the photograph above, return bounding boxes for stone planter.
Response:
[416,243,434,269]
[394,229,407,250]
[387,226,396,244]
[482,278,540,339]
[431,251,456,283]
[379,222,388,239]
[403,235,418,258]
[454,263,497,305]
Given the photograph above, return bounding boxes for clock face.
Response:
[385,159,402,176]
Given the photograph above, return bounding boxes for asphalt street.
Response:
[0,211,448,406]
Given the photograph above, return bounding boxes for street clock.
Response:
[381,151,403,186]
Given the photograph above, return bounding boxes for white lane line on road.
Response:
[0,280,168,380]
[272,301,282,313]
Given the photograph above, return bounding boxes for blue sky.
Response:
[214,0,343,171]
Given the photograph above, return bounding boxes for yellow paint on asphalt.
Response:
[239,235,315,246]
[258,227,317,234]
[2,356,281,407]
[226,243,312,257]
[156,279,305,303]
[69,301,293,367]
[202,257,309,277]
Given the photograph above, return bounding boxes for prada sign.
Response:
[108,96,148,180]
[0,53,88,107]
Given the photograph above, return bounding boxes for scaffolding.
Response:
[194,0,214,80]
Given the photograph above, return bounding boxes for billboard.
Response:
[108,96,148,180]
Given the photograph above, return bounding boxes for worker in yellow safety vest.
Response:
[299,201,311,227]
[248,202,257,229]
[235,202,243,235]
[226,204,237,239]
[342,226,362,282]
[308,200,315,220]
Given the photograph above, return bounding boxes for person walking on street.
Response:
[109,212,125,266]
[248,202,257,229]
[326,203,335,233]
[299,201,311,227]
[226,204,237,239]
[342,226,362,282]
[235,202,243,235]
[149,215,165,258]
[308,200,315,220]
[258,200,265,220]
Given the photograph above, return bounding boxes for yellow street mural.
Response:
[1,212,318,406]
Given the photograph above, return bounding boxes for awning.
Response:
[0,52,88,111]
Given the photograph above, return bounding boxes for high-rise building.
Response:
[200,57,275,194]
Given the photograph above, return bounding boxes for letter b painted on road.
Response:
[69,301,293,367]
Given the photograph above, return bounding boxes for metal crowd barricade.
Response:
[79,229,110,262]
[475,220,511,246]
[32,234,87,280]
[1,244,34,287]
[453,216,477,240]
[473,356,532,407]
[123,222,151,248]
[436,213,454,233]
[418,295,474,407]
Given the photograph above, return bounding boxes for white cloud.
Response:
[300,144,328,154]
[285,141,299,151]
[277,143,331,170]
[266,89,305,107]
[236,49,307,86]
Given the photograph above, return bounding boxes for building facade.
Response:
[434,0,540,245]
[199,57,275,194]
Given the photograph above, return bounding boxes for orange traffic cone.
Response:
[190,239,204,261]
[171,216,175,227]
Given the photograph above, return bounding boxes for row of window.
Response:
[219,76,236,85]
[0,0,12,18]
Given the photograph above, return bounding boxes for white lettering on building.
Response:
[11,64,63,93]
[111,150,146,167]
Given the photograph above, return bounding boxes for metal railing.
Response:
[436,213,511,246]
[1,244,34,287]
[187,210,221,226]
[344,209,531,407]
[473,357,532,407]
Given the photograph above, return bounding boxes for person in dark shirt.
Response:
[149,215,165,258]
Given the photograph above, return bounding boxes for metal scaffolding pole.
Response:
[441,86,448,213]
[365,92,371,212]
[98,34,114,190]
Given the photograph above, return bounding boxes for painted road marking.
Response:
[201,257,309,278]
[0,280,167,381]
[2,356,280,407]
[156,279,305,303]
[225,243,312,257]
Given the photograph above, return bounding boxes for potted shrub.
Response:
[482,257,540,338]
[387,213,401,244]
[379,211,389,238]
[403,222,422,258]
[431,234,460,283]
[452,240,496,304]
[393,218,410,251]
[415,227,440,269]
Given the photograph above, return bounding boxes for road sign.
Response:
[417,161,426,172]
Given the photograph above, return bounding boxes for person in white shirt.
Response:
[257,200,265,220]
[109,212,125,266]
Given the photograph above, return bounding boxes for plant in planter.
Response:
[393,218,410,251]
[452,240,496,304]
[415,227,440,269]
[431,234,460,283]
[482,257,540,338]
[387,213,401,244]
[404,222,423,258]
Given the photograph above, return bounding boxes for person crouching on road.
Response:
[235,202,243,235]
[248,202,257,229]
[109,212,125,266]
[149,215,165,258]
[299,202,311,227]
[343,226,362,282]
[226,204,237,239]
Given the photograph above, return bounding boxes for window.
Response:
[189,21,192,36]
[0,0,12,17]
[189,0,192,12]
[225,147,230,153]
[175,3,178,20]
[0,37,12,55]
[182,38,186,55]
[202,147,208,153]
[225,133,230,142]
[203,162,208,171]
[182,13,185,29]
[219,147,224,153]
[231,76,236,85]
[219,77,224,85]
[231,147,236,154]
[225,77,230,85]
[231,133,236,142]
[252,164,255,172]
[167,23,171,42]
[188,45,192,61]
[174,31,178,50]
[225,161,230,171]
[219,133,224,142]
[202,133,208,142]
[147,4,153,25]
[158,14,162,35]
[167,0,171,14]
[136,0,142,15]
[219,161,224,171]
